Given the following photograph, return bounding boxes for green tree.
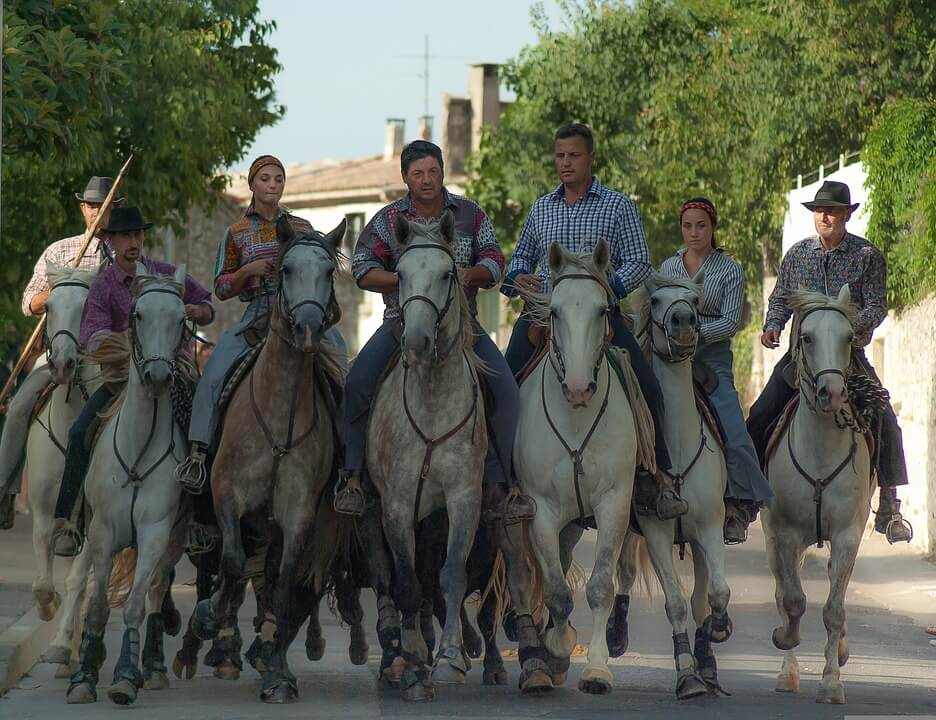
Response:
[1,0,282,350]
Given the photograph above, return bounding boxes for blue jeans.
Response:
[696,341,772,503]
[340,319,518,487]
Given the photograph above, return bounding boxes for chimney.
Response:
[441,95,471,177]
[383,118,406,160]
[469,64,500,153]
[418,115,433,141]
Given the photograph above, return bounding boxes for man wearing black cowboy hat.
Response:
[747,180,913,543]
[0,176,125,529]
[50,207,214,550]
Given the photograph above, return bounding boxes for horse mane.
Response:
[130,271,184,299]
[277,226,351,282]
[788,288,857,343]
[647,270,702,299]
[47,261,100,289]
[516,249,616,328]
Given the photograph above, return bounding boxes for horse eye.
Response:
[281,265,291,276]
[650,297,659,306]
[692,297,699,305]
[802,335,812,345]
[846,334,854,344]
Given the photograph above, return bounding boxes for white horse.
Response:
[26,262,101,674]
[514,240,642,695]
[616,272,732,700]
[66,264,190,706]
[763,286,871,705]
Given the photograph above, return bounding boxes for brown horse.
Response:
[191,218,347,704]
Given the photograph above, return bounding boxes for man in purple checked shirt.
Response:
[51,207,214,552]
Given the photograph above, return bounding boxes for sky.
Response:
[237,0,562,169]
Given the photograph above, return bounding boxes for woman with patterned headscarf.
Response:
[176,155,347,491]
[660,197,772,544]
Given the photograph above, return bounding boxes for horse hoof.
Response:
[144,671,170,690]
[520,669,553,694]
[42,644,71,665]
[838,636,850,667]
[55,661,78,679]
[775,673,800,693]
[37,592,62,622]
[543,624,577,659]
[66,682,96,704]
[816,681,845,704]
[401,682,435,702]
[483,668,508,686]
[261,683,298,704]
[676,673,709,700]
[107,679,139,705]
[348,639,369,666]
[213,661,240,681]
[551,671,568,686]
[172,653,194,680]
[191,600,218,641]
[503,611,519,643]
[306,635,326,661]
[705,613,733,644]
[464,632,483,660]
[379,656,406,689]
[163,607,182,637]
[771,626,798,651]
[578,667,613,695]
[431,663,466,685]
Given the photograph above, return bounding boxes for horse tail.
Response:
[299,499,352,596]
[106,548,138,608]
[632,534,656,602]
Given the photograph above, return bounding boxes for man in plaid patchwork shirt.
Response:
[502,123,685,521]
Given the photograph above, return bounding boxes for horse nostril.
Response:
[587,381,597,394]
[65,358,75,370]
[561,382,569,395]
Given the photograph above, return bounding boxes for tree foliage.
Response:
[1,0,282,349]
[468,0,936,306]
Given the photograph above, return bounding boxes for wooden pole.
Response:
[0,153,134,407]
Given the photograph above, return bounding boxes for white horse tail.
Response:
[608,347,656,474]
[629,533,687,602]
[106,548,138,608]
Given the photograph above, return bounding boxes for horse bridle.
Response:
[42,279,93,403]
[548,272,613,385]
[275,237,339,348]
[794,306,853,410]
[397,242,459,363]
[129,286,186,382]
[642,286,700,363]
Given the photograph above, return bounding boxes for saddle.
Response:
[764,394,875,465]
[693,381,725,449]
[514,326,549,386]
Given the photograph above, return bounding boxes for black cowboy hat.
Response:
[75,176,125,204]
[102,207,153,233]
[802,180,859,211]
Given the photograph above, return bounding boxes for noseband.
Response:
[44,280,91,365]
[129,286,185,381]
[276,237,339,347]
[642,286,700,363]
[548,272,613,385]
[397,242,458,363]
[795,306,853,408]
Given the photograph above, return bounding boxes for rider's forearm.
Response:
[357,268,399,293]
[27,291,50,316]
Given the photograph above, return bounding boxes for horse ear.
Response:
[644,271,660,295]
[174,264,187,286]
[324,218,347,251]
[276,216,295,244]
[394,212,410,246]
[135,261,151,279]
[439,209,455,244]
[593,238,609,272]
[837,283,851,305]
[548,241,566,275]
[691,268,706,287]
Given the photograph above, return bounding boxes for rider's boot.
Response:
[875,487,913,544]
[634,469,688,520]
[0,492,15,530]
[333,470,365,517]
[501,484,537,523]
[723,498,760,544]
[175,442,209,495]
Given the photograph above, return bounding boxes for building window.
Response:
[344,212,365,254]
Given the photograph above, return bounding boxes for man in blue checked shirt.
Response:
[501,123,686,521]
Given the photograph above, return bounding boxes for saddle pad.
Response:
[218,342,265,418]
[693,382,725,449]
[692,360,719,395]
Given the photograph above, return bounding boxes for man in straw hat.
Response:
[747,179,913,543]
[0,176,124,529]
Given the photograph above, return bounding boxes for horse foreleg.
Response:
[641,518,706,700]
[336,571,369,666]
[195,493,244,642]
[695,523,732,644]
[141,519,186,691]
[578,501,628,695]
[766,524,807,653]
[477,589,507,685]
[44,546,91,673]
[31,505,60,621]
[817,528,862,705]
[608,531,639,659]
[107,519,171,706]
[173,546,218,679]
[530,511,577,663]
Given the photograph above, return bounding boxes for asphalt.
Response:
[1,512,935,719]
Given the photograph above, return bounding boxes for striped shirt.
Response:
[764,232,886,347]
[660,248,745,346]
[352,187,504,320]
[214,204,312,301]
[501,177,651,299]
[22,234,109,316]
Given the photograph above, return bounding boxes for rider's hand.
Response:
[241,259,275,279]
[760,329,781,349]
[458,266,494,289]
[185,304,212,325]
[513,274,543,292]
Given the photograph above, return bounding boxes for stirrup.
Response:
[504,489,537,523]
[175,449,207,495]
[884,514,913,544]
[333,473,365,517]
[185,522,218,556]
[52,521,84,558]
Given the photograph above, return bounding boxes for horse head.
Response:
[790,285,856,414]
[274,217,346,353]
[129,263,187,396]
[394,210,461,366]
[547,239,613,407]
[44,261,100,385]
[644,270,704,362]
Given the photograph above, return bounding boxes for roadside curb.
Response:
[0,603,60,697]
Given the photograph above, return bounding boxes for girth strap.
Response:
[541,360,612,529]
[663,413,708,560]
[786,414,857,548]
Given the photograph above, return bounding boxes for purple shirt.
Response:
[80,257,213,349]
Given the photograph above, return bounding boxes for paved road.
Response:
[2,515,935,719]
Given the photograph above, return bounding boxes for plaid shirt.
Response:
[80,257,212,350]
[765,232,887,347]
[660,248,746,346]
[214,204,312,301]
[502,177,651,299]
[22,233,109,316]
[352,188,504,320]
